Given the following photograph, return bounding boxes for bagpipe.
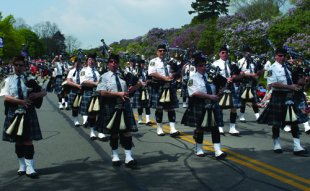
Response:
[6,78,43,138]
[106,69,140,131]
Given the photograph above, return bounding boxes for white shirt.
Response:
[148,57,172,77]
[212,59,232,78]
[53,62,65,76]
[187,72,215,97]
[0,74,28,98]
[267,61,291,86]
[96,71,127,92]
[80,66,100,83]
[238,57,255,74]
[67,68,81,84]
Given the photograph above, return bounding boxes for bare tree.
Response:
[13,18,31,29]
[65,35,81,54]
[32,21,59,38]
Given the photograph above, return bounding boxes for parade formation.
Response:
[1,41,310,182]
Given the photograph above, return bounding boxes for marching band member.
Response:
[212,47,241,136]
[96,54,141,167]
[237,46,263,122]
[148,44,180,137]
[1,56,46,178]
[257,48,308,156]
[181,55,195,108]
[51,55,67,110]
[131,59,152,125]
[181,53,227,159]
[79,54,104,140]
[66,58,83,127]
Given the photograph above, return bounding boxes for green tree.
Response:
[189,0,230,22]
[16,28,44,58]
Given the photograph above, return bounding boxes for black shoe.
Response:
[90,136,97,141]
[157,133,165,136]
[112,160,121,167]
[17,171,26,176]
[26,172,39,179]
[215,152,227,160]
[99,136,109,142]
[125,160,137,169]
[170,131,180,138]
[131,126,138,132]
[273,149,283,154]
[305,129,310,135]
[65,107,70,110]
[196,153,206,157]
[293,149,308,157]
[146,121,152,126]
[83,122,89,128]
[229,132,240,136]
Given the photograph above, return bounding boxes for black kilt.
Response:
[257,91,308,127]
[96,97,137,133]
[68,88,80,109]
[54,75,63,95]
[131,87,151,108]
[79,89,93,115]
[181,98,223,128]
[239,83,259,103]
[3,105,42,142]
[150,82,179,109]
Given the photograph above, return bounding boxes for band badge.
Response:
[188,79,193,87]
[267,71,272,77]
[190,66,195,71]
[80,71,85,76]
[149,62,155,66]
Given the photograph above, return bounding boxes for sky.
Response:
[1,0,193,49]
[1,0,293,49]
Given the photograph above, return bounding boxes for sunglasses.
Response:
[220,51,228,55]
[14,64,25,67]
[157,49,166,53]
[277,54,284,57]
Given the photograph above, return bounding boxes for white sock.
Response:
[124,150,134,163]
[274,138,281,150]
[303,122,310,132]
[214,143,224,157]
[169,122,178,133]
[293,138,304,151]
[83,115,88,124]
[90,128,96,137]
[18,157,26,172]
[195,143,204,155]
[157,123,164,134]
[25,159,36,174]
[112,150,120,162]
[146,115,150,123]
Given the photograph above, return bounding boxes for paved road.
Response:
[0,93,309,191]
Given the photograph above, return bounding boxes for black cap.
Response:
[193,52,206,66]
[219,46,228,52]
[157,44,167,50]
[275,47,287,55]
[243,45,252,52]
[108,53,120,63]
[87,53,97,60]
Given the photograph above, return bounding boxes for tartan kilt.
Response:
[68,88,80,109]
[54,75,63,95]
[239,83,259,103]
[220,84,241,109]
[131,87,151,108]
[79,90,93,115]
[3,106,42,142]
[181,98,223,128]
[257,91,308,127]
[150,83,179,109]
[96,98,137,133]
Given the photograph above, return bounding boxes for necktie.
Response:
[283,64,293,85]
[115,73,122,92]
[224,60,229,78]
[163,60,169,77]
[17,76,24,99]
[141,69,146,82]
[92,67,97,82]
[76,68,80,84]
[202,75,212,94]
